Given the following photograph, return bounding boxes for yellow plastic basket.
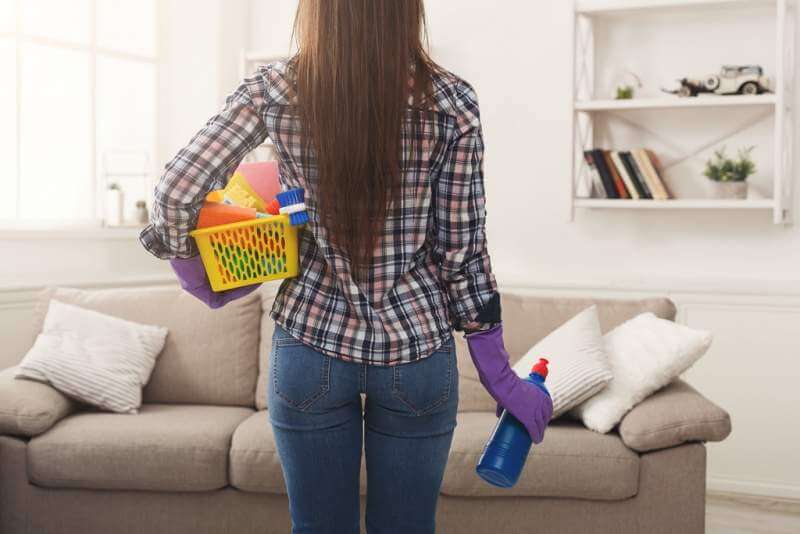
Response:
[190,214,299,292]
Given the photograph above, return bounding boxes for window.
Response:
[0,0,158,229]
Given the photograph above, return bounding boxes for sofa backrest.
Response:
[256,289,676,414]
[30,285,262,407]
[454,293,677,413]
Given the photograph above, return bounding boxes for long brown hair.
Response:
[292,0,442,279]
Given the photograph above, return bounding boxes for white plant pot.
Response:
[106,189,124,226]
[706,180,748,199]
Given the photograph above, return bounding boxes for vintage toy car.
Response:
[665,65,771,97]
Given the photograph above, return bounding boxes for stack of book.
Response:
[583,149,672,200]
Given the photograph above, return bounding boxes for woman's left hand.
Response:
[465,323,553,443]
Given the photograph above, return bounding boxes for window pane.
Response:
[0,0,15,34]
[0,39,16,219]
[96,0,156,56]
[21,0,90,45]
[19,43,91,221]
[97,56,156,222]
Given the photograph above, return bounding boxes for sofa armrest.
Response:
[0,366,76,437]
[619,379,731,453]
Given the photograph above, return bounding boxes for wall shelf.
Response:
[575,0,776,15]
[570,0,795,224]
[575,94,777,111]
[575,198,775,209]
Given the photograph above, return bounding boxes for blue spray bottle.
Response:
[476,358,550,488]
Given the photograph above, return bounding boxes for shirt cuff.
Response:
[138,224,198,260]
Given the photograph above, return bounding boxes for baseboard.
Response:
[708,489,800,516]
[708,477,800,504]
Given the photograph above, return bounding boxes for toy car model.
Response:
[665,65,771,97]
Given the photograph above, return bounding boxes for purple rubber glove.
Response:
[465,323,553,443]
[169,255,261,309]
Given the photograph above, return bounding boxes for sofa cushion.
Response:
[441,412,639,499]
[31,285,262,407]
[456,293,677,413]
[27,404,254,491]
[229,410,368,494]
[228,411,285,493]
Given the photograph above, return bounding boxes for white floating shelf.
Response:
[575,94,777,111]
[575,0,776,15]
[575,198,775,209]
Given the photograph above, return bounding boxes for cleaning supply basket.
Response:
[189,214,299,292]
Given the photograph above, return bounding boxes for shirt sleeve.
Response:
[434,81,500,332]
[138,68,271,259]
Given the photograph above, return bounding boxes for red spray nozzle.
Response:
[531,358,549,379]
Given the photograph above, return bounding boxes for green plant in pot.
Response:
[703,146,755,199]
[616,85,635,100]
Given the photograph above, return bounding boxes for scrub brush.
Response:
[276,188,309,226]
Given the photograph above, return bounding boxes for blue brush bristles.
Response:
[276,188,309,226]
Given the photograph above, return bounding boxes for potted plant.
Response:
[703,146,755,199]
[615,70,642,100]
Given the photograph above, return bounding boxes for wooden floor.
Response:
[707,493,800,534]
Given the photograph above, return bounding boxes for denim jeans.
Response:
[267,324,459,534]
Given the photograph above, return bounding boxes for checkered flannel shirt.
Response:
[139,58,500,365]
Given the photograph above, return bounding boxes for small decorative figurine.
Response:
[664,65,771,97]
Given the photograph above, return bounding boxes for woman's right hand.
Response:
[169,256,261,309]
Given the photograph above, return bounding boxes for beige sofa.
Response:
[0,284,731,534]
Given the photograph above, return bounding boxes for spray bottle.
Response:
[476,358,550,488]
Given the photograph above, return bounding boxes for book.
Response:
[611,151,644,199]
[602,150,630,199]
[644,149,673,199]
[591,149,620,199]
[632,149,669,200]
[620,151,652,199]
[582,151,607,199]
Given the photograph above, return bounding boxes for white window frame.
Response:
[0,0,159,236]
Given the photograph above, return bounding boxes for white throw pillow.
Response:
[571,312,712,433]
[15,300,168,414]
[512,305,612,419]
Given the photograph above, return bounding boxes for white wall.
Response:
[246,0,800,500]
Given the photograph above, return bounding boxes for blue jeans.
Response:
[267,324,459,534]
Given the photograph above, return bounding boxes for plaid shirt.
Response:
[140,59,499,365]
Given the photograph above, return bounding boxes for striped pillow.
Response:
[15,300,168,414]
[512,305,612,419]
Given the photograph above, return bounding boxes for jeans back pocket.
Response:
[391,337,456,416]
[271,329,331,411]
